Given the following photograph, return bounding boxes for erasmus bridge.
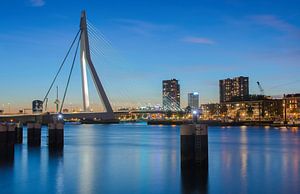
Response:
[0,11,182,124]
[41,10,116,121]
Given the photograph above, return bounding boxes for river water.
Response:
[0,124,299,194]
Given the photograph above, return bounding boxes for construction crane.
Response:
[256,81,265,122]
[257,81,265,96]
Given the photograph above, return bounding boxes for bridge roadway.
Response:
[0,110,183,124]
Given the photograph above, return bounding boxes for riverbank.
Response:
[147,120,300,127]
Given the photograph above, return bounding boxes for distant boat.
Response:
[64,121,81,125]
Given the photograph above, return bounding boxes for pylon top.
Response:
[80,10,87,30]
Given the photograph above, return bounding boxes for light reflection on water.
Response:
[0,124,299,194]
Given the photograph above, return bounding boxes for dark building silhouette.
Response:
[219,76,249,103]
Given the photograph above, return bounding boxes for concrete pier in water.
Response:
[27,123,41,146]
[180,124,208,167]
[48,123,64,149]
[15,123,23,144]
[0,123,16,161]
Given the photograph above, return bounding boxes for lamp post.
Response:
[192,110,198,123]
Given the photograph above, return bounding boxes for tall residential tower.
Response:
[188,92,199,110]
[219,76,249,103]
[162,79,180,111]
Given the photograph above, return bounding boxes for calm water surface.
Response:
[0,124,299,194]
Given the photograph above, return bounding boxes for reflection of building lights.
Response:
[291,127,298,132]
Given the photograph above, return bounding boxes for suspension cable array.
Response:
[59,33,81,113]
[43,30,81,104]
[60,32,82,113]
[43,30,81,113]
[44,16,188,113]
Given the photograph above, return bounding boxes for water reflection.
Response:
[240,128,248,180]
[49,149,64,194]
[0,153,14,194]
[0,125,299,194]
[49,149,64,158]
[0,146,14,166]
[78,147,95,194]
[0,157,14,167]
[181,163,208,194]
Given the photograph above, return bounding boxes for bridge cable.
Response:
[60,31,82,113]
[87,27,135,109]
[43,29,81,105]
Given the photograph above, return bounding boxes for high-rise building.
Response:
[219,76,249,103]
[188,92,199,110]
[162,79,180,111]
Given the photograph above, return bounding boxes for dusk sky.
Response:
[1,0,300,111]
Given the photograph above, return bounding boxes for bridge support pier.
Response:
[0,123,16,161]
[180,124,208,168]
[15,123,23,144]
[27,123,41,147]
[48,123,64,150]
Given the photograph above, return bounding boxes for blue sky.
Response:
[0,0,300,111]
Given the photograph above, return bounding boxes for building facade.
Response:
[188,92,199,110]
[284,93,300,122]
[201,103,221,120]
[219,76,249,103]
[201,98,283,121]
[162,79,180,111]
[222,99,283,121]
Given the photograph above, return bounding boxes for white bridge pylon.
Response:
[79,10,114,119]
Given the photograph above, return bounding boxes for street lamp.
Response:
[58,113,64,120]
[193,110,198,123]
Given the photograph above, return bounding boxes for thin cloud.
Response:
[182,36,215,45]
[30,0,45,7]
[113,19,174,36]
[249,14,300,36]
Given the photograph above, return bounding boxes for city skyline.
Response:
[0,2,299,194]
[1,0,300,112]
